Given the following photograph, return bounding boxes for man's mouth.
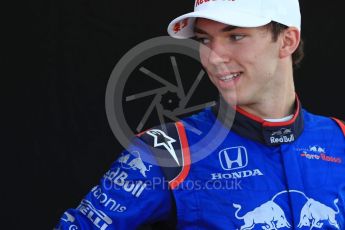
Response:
[219,72,241,82]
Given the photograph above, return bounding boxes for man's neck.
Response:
[240,63,296,119]
[239,91,296,120]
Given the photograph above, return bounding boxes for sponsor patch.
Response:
[118,151,152,178]
[297,145,342,164]
[212,146,264,180]
[233,190,340,229]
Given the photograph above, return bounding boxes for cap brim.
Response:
[167,9,272,39]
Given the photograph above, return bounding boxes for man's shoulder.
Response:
[133,107,214,186]
[302,109,345,136]
[136,121,191,187]
[137,107,214,139]
[303,109,340,125]
[330,117,345,137]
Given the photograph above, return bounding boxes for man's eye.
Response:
[195,37,210,45]
[231,35,245,41]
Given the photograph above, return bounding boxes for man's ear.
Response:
[279,27,300,59]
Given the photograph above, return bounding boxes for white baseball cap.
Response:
[167,0,301,39]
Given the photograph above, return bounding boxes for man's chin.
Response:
[219,92,238,107]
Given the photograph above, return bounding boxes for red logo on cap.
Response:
[195,0,210,7]
[173,19,189,33]
[195,0,235,8]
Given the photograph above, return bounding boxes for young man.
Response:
[56,0,345,229]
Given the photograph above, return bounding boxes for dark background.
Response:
[5,1,344,229]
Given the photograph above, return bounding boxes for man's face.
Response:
[194,18,283,107]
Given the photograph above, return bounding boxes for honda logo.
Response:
[219,146,248,170]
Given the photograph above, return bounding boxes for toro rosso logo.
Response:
[298,145,342,164]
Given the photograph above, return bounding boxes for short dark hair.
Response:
[268,21,304,68]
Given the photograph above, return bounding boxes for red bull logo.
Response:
[297,197,340,229]
[233,190,340,229]
[195,0,236,8]
[269,128,295,144]
[195,0,211,7]
[118,151,152,178]
[270,134,294,144]
[233,192,291,230]
[103,168,147,198]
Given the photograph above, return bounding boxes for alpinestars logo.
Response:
[233,190,340,229]
[146,129,180,165]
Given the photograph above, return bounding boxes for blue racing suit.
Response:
[55,98,345,229]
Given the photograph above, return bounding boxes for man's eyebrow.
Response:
[221,25,239,32]
[193,25,239,34]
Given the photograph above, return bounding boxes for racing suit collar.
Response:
[212,95,304,146]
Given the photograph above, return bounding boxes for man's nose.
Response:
[207,42,230,65]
